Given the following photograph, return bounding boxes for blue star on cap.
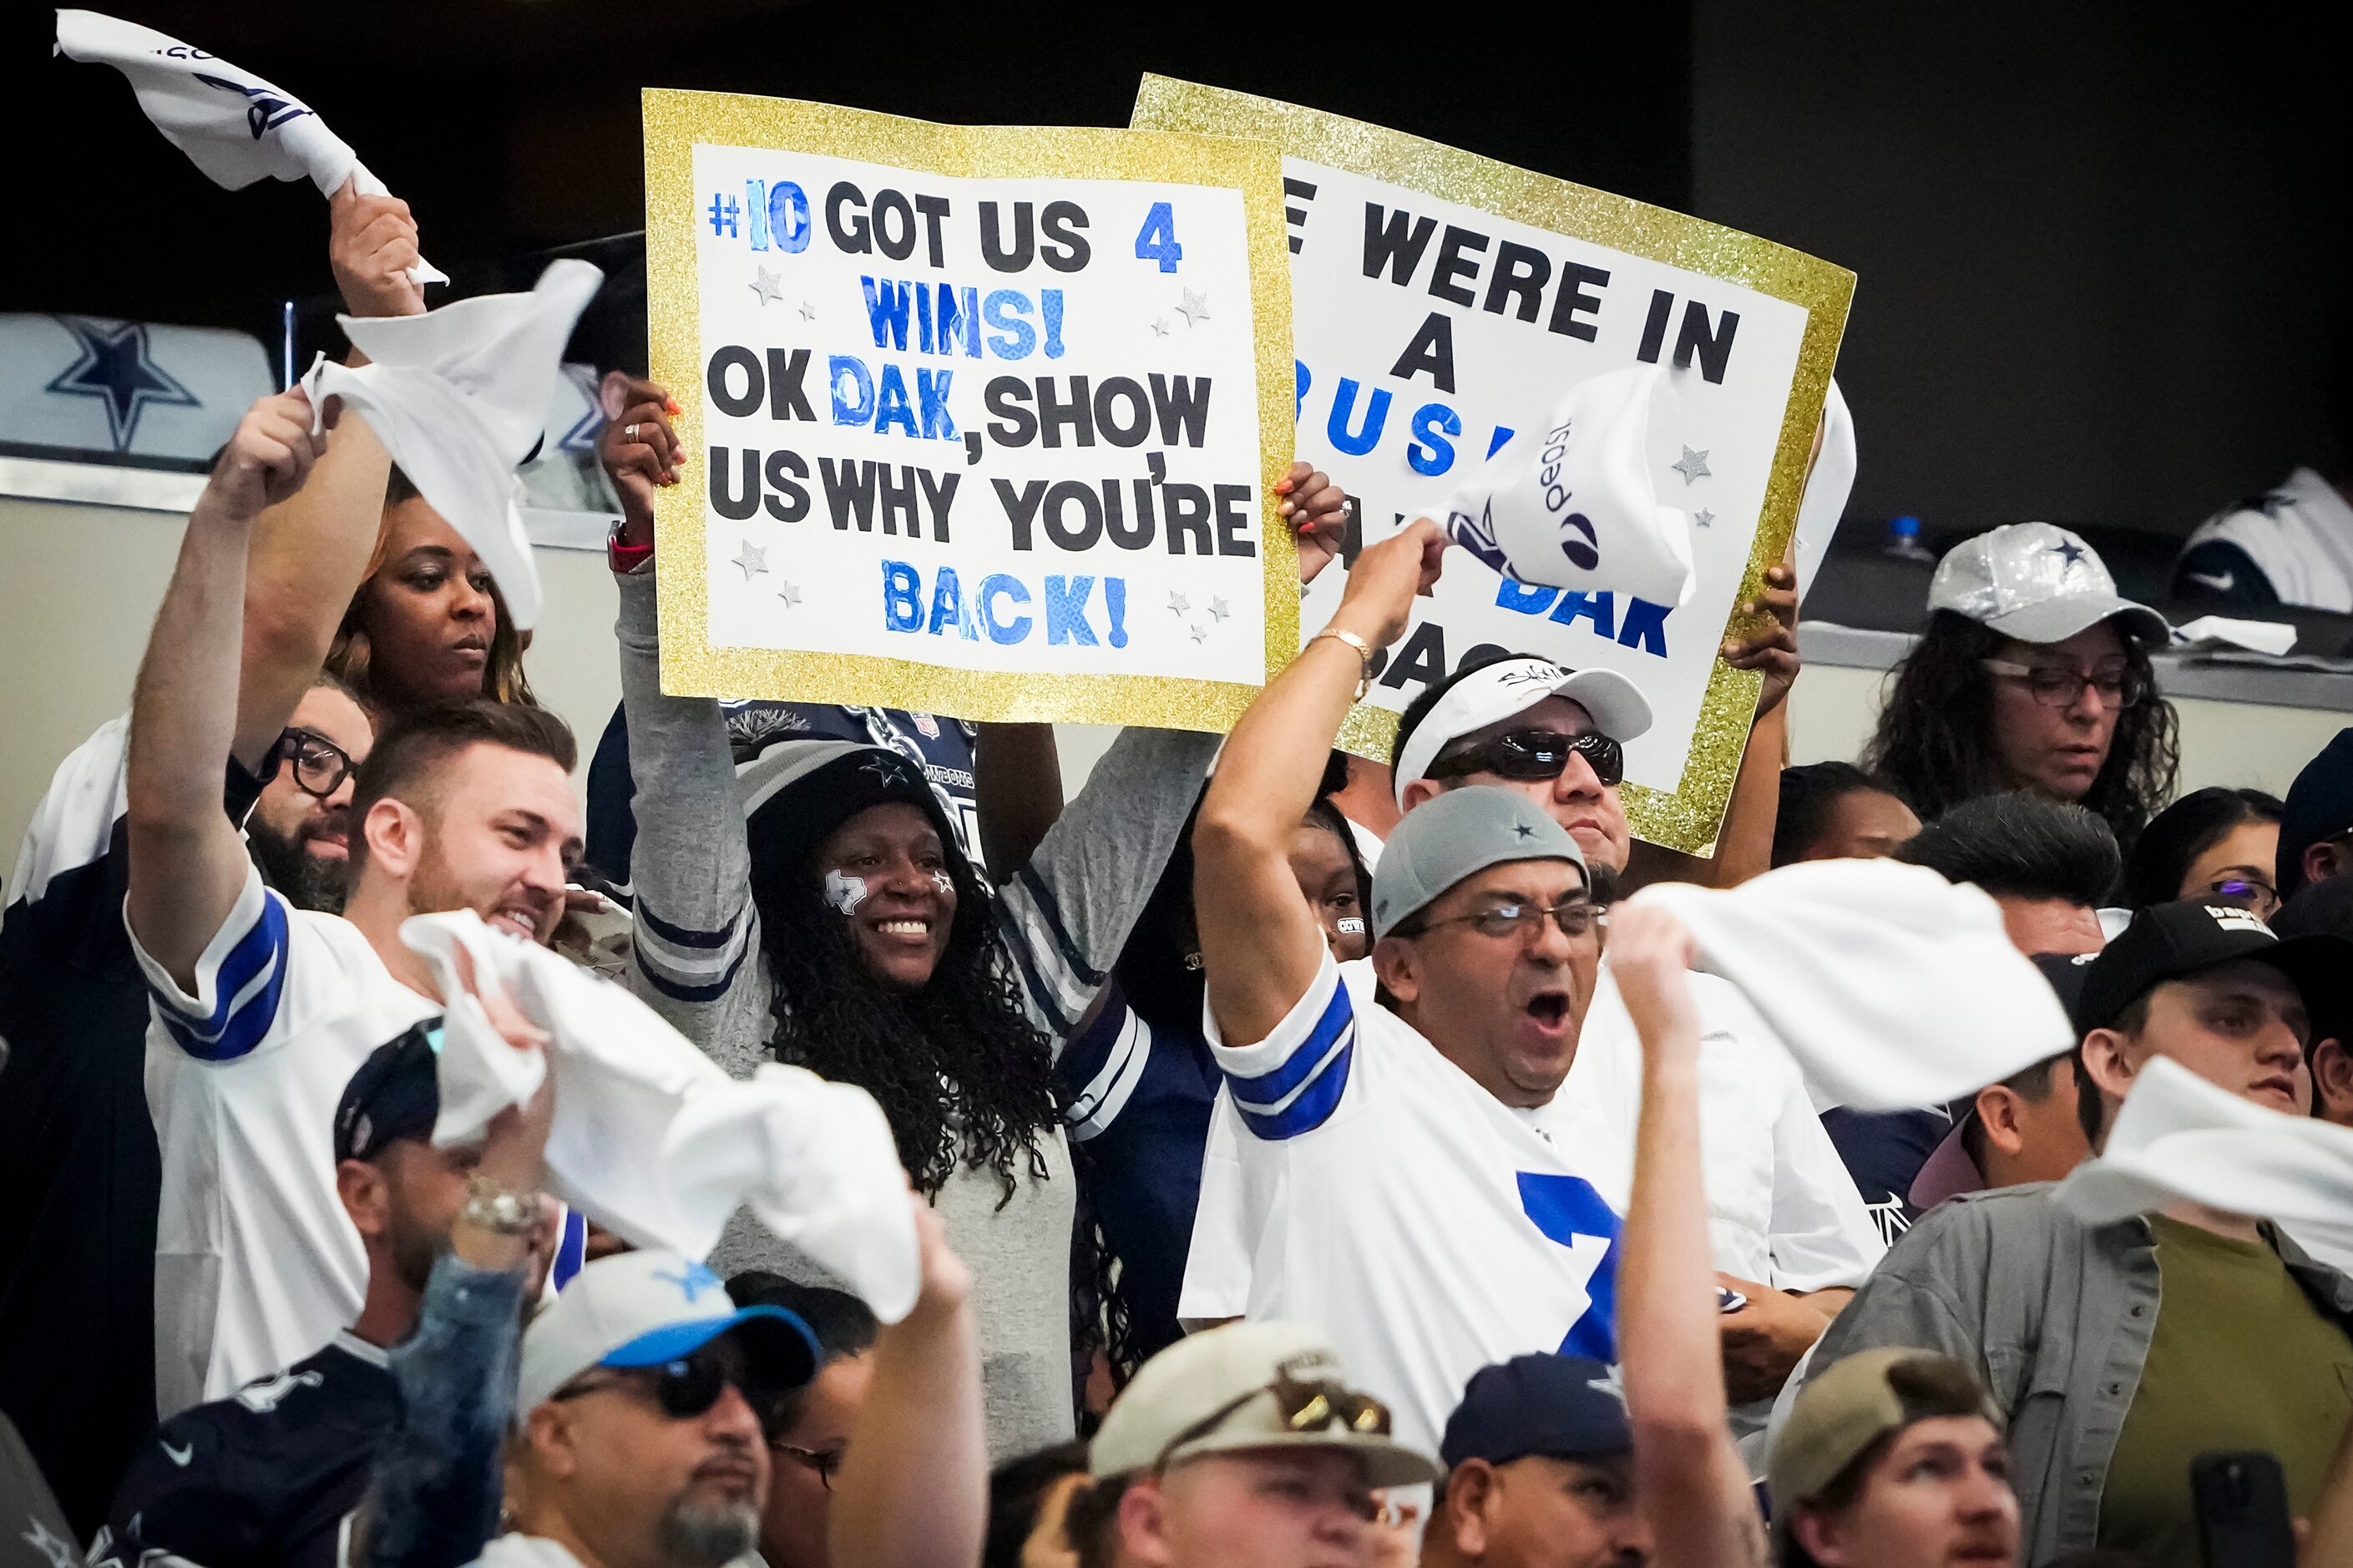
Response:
[45,317,198,452]
[1514,822,1536,839]
[2052,541,2087,569]
[652,1262,723,1302]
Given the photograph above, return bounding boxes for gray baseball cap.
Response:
[1371,787,1587,939]
[1926,522,2168,645]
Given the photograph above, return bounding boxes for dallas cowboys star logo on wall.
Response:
[45,316,199,452]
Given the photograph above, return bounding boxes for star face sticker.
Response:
[1151,316,1171,336]
[44,316,198,452]
[798,299,817,322]
[776,581,802,608]
[2052,541,2087,568]
[1189,622,1208,644]
[749,265,783,306]
[1176,288,1211,326]
[1671,446,1711,485]
[731,540,768,580]
[1693,508,1716,529]
[1168,590,1191,616]
[1208,596,1231,623]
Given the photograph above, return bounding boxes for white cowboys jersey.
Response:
[2174,466,2353,613]
[131,865,435,1416]
[1184,950,1629,1457]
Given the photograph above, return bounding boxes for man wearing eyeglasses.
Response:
[245,681,376,914]
[1071,1320,1439,1568]
[1182,520,1642,1455]
[1185,604,1878,1457]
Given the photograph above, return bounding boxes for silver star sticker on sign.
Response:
[776,582,802,608]
[749,266,783,306]
[1151,316,1171,336]
[1176,288,1210,326]
[1189,622,1208,643]
[798,300,817,322]
[731,540,767,580]
[1671,446,1711,485]
[1693,508,1716,529]
[1168,590,1190,616]
[1209,596,1230,622]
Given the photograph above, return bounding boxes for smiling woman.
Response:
[325,467,538,713]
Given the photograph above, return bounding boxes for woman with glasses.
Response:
[2119,787,2285,918]
[1865,522,2178,847]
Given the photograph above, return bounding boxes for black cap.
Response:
[2278,727,2353,898]
[1439,1353,1631,1469]
[2274,874,2353,945]
[2032,949,2097,1034]
[334,1022,443,1162]
[2077,900,2353,1041]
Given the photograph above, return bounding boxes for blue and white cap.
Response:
[515,1249,820,1414]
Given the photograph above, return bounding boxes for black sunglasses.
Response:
[268,726,358,800]
[1425,728,1624,789]
[551,1340,747,1420]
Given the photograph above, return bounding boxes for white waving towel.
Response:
[400,912,921,1325]
[1627,858,2075,1111]
[1789,378,1853,606]
[2054,1055,2353,1261]
[301,260,602,630]
[1441,366,1695,605]
[54,10,446,286]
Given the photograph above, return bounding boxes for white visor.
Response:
[1392,656,1653,807]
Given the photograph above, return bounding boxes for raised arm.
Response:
[972,723,1064,878]
[1611,903,1767,1568]
[1193,518,1445,1045]
[126,392,328,989]
[600,381,776,1064]
[827,1198,985,1568]
[233,180,425,766]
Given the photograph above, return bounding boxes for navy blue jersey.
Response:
[1059,983,1222,1363]
[1818,1105,1955,1248]
[96,1335,398,1568]
[0,720,266,1537]
[585,701,984,888]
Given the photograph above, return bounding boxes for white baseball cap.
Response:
[1392,655,1652,807]
[1089,1320,1440,1487]
[515,1249,820,1416]
[1926,522,2168,646]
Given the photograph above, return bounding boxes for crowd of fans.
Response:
[3,164,2351,1568]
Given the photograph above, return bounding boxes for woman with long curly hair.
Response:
[323,467,537,711]
[600,378,1345,1457]
[1864,522,2178,848]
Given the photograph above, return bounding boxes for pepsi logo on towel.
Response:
[1134,80,1852,853]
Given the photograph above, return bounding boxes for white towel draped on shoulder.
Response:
[1627,858,2075,1111]
[54,9,446,286]
[2054,1055,2353,1260]
[301,260,602,631]
[401,912,922,1325]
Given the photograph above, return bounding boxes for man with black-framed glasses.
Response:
[245,680,375,913]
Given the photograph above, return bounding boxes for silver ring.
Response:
[624,423,640,439]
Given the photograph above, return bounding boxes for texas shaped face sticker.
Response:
[823,869,870,917]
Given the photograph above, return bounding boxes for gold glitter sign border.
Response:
[644,86,1298,729]
[1131,76,1855,855]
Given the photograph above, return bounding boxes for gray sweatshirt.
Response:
[614,569,1215,1456]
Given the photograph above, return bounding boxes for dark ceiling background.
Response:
[11,2,2350,545]
[5,0,1690,344]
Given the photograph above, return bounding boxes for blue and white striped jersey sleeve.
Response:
[1202,950,1359,1143]
[632,887,761,1006]
[1059,990,1156,1143]
[127,862,291,1063]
